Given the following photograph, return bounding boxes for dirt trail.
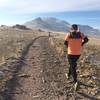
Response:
[2,36,65,100]
[2,36,99,100]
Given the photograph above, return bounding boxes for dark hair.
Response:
[71,24,78,30]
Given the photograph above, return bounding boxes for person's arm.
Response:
[82,36,89,46]
[64,33,69,47]
[64,40,68,47]
[63,33,69,54]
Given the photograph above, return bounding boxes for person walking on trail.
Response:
[64,24,89,90]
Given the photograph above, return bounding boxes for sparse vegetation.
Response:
[12,24,30,30]
[0,28,99,99]
[0,28,48,98]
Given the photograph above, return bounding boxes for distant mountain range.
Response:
[24,17,100,36]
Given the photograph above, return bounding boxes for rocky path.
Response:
[2,36,100,100]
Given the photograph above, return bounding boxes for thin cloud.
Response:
[0,0,100,14]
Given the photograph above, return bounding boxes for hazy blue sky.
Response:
[0,0,100,28]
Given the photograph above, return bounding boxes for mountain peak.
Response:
[34,17,43,21]
[24,17,100,36]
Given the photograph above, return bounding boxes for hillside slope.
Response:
[1,36,100,100]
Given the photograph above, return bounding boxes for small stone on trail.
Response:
[18,74,31,78]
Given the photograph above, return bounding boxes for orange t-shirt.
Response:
[64,32,85,55]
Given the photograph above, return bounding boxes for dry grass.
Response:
[0,28,48,66]
[0,28,48,94]
[88,37,100,45]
